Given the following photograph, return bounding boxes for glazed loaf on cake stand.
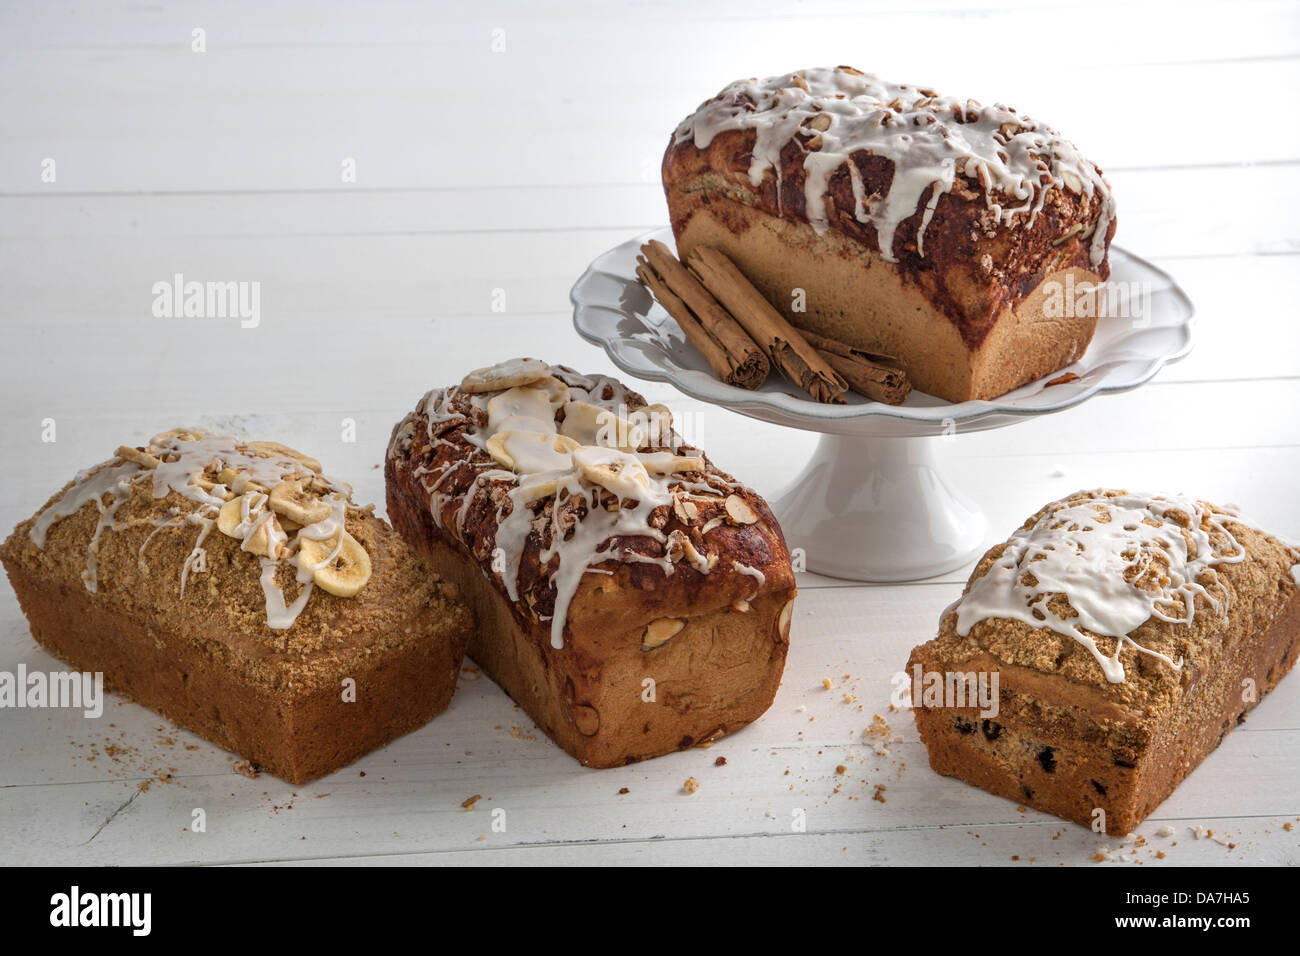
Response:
[663,67,1117,405]
[573,68,1195,581]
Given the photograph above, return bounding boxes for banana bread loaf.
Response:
[0,429,473,783]
[385,358,797,767]
[664,67,1117,402]
[907,490,1300,835]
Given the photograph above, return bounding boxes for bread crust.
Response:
[668,194,1102,401]
[0,440,474,784]
[385,365,796,766]
[906,492,1300,834]
[662,71,1117,402]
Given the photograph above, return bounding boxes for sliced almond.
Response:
[665,530,686,563]
[701,516,726,535]
[732,599,751,613]
[269,479,331,526]
[778,599,795,640]
[642,617,685,650]
[808,112,832,132]
[725,494,759,525]
[672,496,699,524]
[676,533,710,573]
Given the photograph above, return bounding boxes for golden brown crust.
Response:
[668,199,1102,402]
[929,493,1298,708]
[662,71,1117,403]
[3,564,467,783]
[1,471,463,694]
[388,500,791,768]
[906,491,1300,834]
[663,120,1114,345]
[389,367,796,643]
[385,365,797,765]
[0,438,475,783]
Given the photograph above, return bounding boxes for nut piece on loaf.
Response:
[385,358,797,767]
[0,429,474,784]
[907,490,1300,835]
[663,67,1118,403]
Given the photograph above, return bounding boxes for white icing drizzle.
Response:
[674,67,1115,265]
[32,463,139,550]
[259,557,314,630]
[29,430,359,631]
[391,360,751,651]
[953,492,1279,684]
[179,512,215,598]
[733,562,766,593]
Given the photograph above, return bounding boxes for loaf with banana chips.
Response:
[385,358,797,767]
[0,429,473,783]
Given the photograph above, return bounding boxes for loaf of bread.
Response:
[0,429,473,784]
[664,67,1117,403]
[907,490,1300,835]
[385,358,796,767]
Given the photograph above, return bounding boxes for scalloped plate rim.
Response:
[571,227,1195,431]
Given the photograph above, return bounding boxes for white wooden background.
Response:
[1,0,1298,866]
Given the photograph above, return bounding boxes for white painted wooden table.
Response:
[2,0,1298,866]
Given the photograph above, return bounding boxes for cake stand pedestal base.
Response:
[771,433,988,582]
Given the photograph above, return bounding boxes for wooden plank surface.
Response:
[0,0,1297,866]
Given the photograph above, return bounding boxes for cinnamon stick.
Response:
[635,261,746,386]
[637,241,769,390]
[800,330,912,405]
[686,246,848,404]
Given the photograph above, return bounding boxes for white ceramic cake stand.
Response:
[570,227,1195,581]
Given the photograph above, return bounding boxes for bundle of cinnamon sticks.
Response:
[636,240,911,405]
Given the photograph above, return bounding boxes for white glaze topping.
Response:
[674,67,1115,265]
[953,492,1298,684]
[390,360,753,651]
[29,430,365,630]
